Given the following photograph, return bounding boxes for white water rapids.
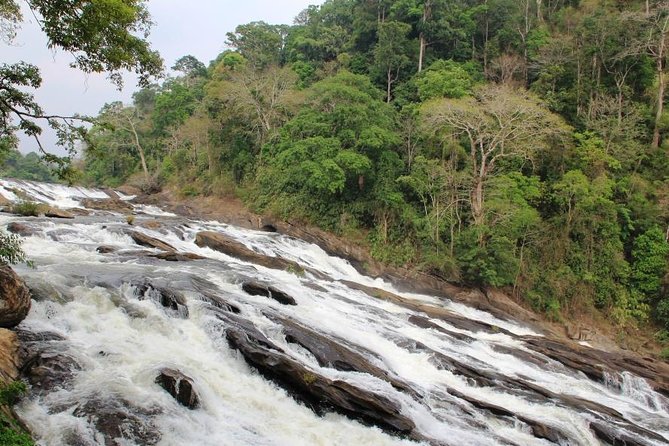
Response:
[1,179,668,446]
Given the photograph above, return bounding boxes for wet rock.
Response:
[342,280,514,337]
[44,207,75,219]
[133,282,189,318]
[0,265,31,328]
[96,245,117,254]
[225,325,415,435]
[127,230,175,252]
[276,316,417,397]
[25,278,69,304]
[191,277,242,314]
[155,368,200,409]
[72,398,160,446]
[80,198,133,212]
[195,231,305,272]
[6,221,39,237]
[150,251,205,262]
[47,228,77,241]
[242,281,297,306]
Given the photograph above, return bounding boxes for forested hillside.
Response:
[83,0,669,337]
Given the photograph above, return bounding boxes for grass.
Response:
[10,202,41,217]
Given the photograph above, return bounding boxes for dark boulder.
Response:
[155,368,200,409]
[150,251,205,262]
[96,245,117,254]
[72,398,160,446]
[241,281,297,306]
[133,282,189,319]
[0,265,31,328]
[127,230,175,252]
[225,326,415,435]
[6,222,39,237]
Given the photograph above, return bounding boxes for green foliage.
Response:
[0,381,26,406]
[79,0,669,334]
[1,0,162,169]
[0,231,28,265]
[0,380,33,446]
[10,201,40,217]
[631,227,669,297]
[0,152,56,182]
[416,60,478,100]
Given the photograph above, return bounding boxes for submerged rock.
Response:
[155,368,200,409]
[96,245,117,254]
[241,281,297,305]
[6,222,39,237]
[72,397,160,446]
[150,251,204,262]
[133,282,189,319]
[0,265,31,328]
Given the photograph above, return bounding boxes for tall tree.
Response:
[422,85,568,233]
[374,20,411,102]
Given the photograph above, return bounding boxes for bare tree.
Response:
[422,85,569,236]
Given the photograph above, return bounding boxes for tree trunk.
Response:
[653,26,667,149]
[418,33,426,73]
[127,117,150,182]
[387,67,393,103]
[471,176,485,228]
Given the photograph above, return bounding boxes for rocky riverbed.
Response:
[0,178,668,446]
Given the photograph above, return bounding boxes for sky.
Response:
[4,0,321,155]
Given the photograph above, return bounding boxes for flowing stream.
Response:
[1,179,668,446]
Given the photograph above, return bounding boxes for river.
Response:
[0,178,667,446]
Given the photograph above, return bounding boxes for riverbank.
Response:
[128,186,667,359]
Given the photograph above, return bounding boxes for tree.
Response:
[92,102,151,182]
[226,22,289,70]
[422,84,568,232]
[374,20,411,102]
[0,0,162,161]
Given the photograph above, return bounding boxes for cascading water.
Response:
[1,179,668,446]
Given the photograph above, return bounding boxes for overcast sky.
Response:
[5,0,320,155]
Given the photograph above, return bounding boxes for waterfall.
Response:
[1,179,668,446]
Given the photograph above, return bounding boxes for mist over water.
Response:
[2,179,668,446]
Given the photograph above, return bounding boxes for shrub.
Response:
[10,201,40,217]
[0,381,26,406]
[0,231,27,265]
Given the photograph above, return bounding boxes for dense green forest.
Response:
[82,0,669,334]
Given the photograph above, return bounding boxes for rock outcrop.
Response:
[80,198,133,212]
[44,207,74,219]
[0,266,31,328]
[195,231,304,272]
[128,230,175,252]
[0,329,19,383]
[155,368,200,409]
[241,281,297,305]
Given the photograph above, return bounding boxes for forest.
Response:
[78,0,669,337]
